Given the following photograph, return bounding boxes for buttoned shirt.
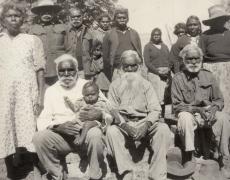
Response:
[171,69,224,114]
[65,25,93,76]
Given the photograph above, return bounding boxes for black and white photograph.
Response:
[0,0,230,180]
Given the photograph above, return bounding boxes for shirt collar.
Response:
[184,70,200,81]
[68,24,85,32]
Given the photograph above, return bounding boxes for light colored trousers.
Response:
[33,127,105,180]
[177,111,230,156]
[106,122,171,180]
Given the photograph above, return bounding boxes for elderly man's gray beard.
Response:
[58,74,78,88]
[184,61,202,73]
[120,72,143,95]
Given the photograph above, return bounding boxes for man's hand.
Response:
[34,102,44,117]
[110,109,121,124]
[134,122,151,141]
[120,123,137,138]
[52,121,80,136]
[206,105,218,123]
[191,107,207,121]
[79,107,103,122]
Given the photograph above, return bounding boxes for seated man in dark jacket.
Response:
[171,44,230,178]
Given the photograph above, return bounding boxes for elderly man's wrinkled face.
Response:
[3,9,23,36]
[99,16,110,31]
[186,18,200,37]
[58,60,78,88]
[184,50,202,73]
[122,56,139,73]
[115,13,128,28]
[69,9,83,29]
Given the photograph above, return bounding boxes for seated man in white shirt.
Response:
[33,54,108,180]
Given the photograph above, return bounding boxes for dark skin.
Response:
[99,16,110,31]
[186,18,200,37]
[114,13,128,31]
[3,9,44,116]
[184,51,218,125]
[54,60,103,135]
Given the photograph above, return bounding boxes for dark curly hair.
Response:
[173,22,186,36]
[0,0,26,25]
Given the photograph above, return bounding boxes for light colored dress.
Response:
[0,33,45,158]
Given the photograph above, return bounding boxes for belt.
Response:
[121,114,144,122]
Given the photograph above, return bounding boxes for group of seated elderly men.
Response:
[33,44,230,180]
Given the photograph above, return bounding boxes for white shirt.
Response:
[37,78,107,130]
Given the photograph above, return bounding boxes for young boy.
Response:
[64,81,113,145]
[90,40,110,95]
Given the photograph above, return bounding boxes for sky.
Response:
[116,0,223,47]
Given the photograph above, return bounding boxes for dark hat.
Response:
[167,147,196,178]
[202,4,230,26]
[193,159,227,180]
[31,0,62,15]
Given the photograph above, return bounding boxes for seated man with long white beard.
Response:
[33,54,108,180]
[171,44,230,178]
[106,50,172,180]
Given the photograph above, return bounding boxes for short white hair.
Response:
[179,44,203,61]
[120,50,142,65]
[55,54,78,71]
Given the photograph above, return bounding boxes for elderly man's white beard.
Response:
[58,74,78,88]
[184,61,202,73]
[120,72,143,95]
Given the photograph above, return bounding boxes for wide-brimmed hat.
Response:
[202,4,230,26]
[193,159,227,180]
[167,147,196,179]
[31,0,62,14]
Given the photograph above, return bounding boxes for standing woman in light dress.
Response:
[0,1,45,163]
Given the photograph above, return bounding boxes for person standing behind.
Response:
[102,7,142,81]
[144,28,171,111]
[90,40,110,95]
[30,0,67,86]
[92,13,111,43]
[200,4,230,115]
[65,8,94,79]
[173,22,186,39]
[170,15,202,73]
[0,0,45,166]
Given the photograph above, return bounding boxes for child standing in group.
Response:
[90,40,110,96]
